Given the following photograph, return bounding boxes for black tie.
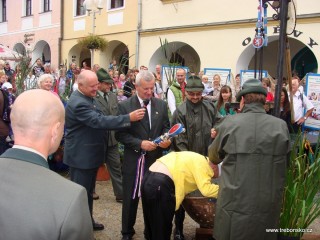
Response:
[104,92,109,103]
[143,99,150,128]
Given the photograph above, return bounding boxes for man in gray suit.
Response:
[95,68,123,202]
[116,70,171,240]
[63,70,145,231]
[0,89,93,240]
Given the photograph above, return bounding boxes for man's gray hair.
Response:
[37,74,54,87]
[135,70,155,86]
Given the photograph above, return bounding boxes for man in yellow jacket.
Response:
[141,151,219,240]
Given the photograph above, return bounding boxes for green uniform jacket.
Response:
[208,102,290,240]
[172,99,220,156]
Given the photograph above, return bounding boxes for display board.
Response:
[240,70,268,86]
[204,68,231,86]
[304,73,320,130]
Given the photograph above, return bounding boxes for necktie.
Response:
[143,99,150,129]
[104,92,109,103]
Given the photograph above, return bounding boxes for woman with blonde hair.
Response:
[37,74,59,97]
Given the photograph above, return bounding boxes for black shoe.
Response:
[116,197,123,203]
[92,192,99,200]
[174,230,185,240]
[121,236,132,240]
[93,222,104,231]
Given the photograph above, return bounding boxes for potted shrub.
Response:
[77,34,108,51]
[278,133,320,239]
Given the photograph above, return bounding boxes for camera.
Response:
[225,102,240,110]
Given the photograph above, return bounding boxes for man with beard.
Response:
[171,76,220,240]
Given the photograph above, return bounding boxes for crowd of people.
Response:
[0,57,315,240]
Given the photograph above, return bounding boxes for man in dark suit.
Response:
[0,89,94,240]
[94,68,123,202]
[115,70,171,240]
[63,70,145,231]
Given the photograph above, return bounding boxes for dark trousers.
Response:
[175,206,185,233]
[121,173,140,237]
[141,171,176,240]
[291,122,302,134]
[69,167,98,222]
[105,144,123,198]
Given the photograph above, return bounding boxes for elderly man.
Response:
[116,70,171,240]
[208,78,290,240]
[0,89,93,240]
[171,76,220,240]
[167,68,187,115]
[63,70,145,231]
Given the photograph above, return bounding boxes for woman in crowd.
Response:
[262,77,274,102]
[279,87,292,132]
[204,74,221,102]
[215,85,237,116]
[37,74,58,97]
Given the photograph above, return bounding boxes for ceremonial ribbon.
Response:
[132,151,146,199]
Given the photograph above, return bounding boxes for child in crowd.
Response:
[117,89,127,102]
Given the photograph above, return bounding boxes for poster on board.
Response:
[161,65,189,94]
[204,68,231,86]
[240,70,268,85]
[304,73,320,130]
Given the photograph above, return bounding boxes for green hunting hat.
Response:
[96,68,113,83]
[236,78,267,102]
[185,76,204,92]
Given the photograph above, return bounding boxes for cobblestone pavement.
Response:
[92,180,320,240]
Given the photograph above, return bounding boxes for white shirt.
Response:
[289,90,314,122]
[137,94,151,128]
[167,88,176,115]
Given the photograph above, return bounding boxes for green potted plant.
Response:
[278,132,320,240]
[77,34,108,51]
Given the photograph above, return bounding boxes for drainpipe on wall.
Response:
[58,0,64,66]
[135,0,142,68]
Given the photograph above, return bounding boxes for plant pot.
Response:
[96,164,110,181]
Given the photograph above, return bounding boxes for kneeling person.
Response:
[141,151,219,240]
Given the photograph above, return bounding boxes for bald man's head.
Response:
[77,70,99,97]
[11,89,65,154]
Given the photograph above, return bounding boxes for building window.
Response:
[44,0,50,12]
[0,0,7,22]
[26,0,32,16]
[109,0,124,10]
[76,0,86,16]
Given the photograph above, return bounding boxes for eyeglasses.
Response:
[187,91,202,97]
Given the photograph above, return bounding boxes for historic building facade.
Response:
[61,0,138,70]
[0,0,61,68]
[139,0,320,79]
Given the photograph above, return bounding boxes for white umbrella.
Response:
[0,44,22,61]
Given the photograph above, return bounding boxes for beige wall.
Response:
[61,0,138,69]
[138,0,320,77]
